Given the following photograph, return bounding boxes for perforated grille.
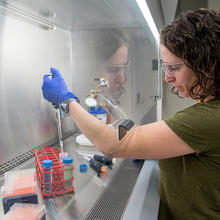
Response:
[85,159,143,220]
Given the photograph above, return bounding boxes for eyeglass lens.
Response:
[160,62,184,78]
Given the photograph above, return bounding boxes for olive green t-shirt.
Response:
[158,99,220,220]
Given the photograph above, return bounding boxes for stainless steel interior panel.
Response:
[0,12,74,164]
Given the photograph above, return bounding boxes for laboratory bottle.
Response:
[63,157,73,190]
[89,106,108,124]
[42,160,53,193]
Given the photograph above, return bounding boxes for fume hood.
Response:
[0,0,160,219]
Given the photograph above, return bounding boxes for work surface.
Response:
[0,134,143,220]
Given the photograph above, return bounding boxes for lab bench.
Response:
[0,134,160,220]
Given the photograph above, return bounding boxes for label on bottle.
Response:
[64,165,73,180]
[96,113,107,124]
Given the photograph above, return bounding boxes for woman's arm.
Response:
[68,101,194,159]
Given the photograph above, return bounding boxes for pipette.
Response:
[52,103,64,152]
[48,73,64,152]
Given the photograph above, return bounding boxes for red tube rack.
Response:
[35,147,74,198]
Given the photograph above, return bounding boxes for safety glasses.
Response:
[160,59,185,78]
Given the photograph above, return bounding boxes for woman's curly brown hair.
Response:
[160,8,220,101]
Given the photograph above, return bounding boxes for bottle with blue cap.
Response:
[63,157,73,190]
[42,160,53,193]
[89,106,108,124]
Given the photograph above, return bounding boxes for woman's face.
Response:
[160,44,198,98]
[104,44,128,96]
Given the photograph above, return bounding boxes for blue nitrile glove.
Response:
[42,67,79,104]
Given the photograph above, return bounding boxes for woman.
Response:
[42,8,220,220]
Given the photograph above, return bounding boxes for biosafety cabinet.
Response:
[0,0,161,219]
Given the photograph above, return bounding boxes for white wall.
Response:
[160,0,178,25]
[162,83,194,118]
[132,37,158,124]
[208,0,220,8]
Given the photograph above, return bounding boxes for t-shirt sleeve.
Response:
[164,105,217,154]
